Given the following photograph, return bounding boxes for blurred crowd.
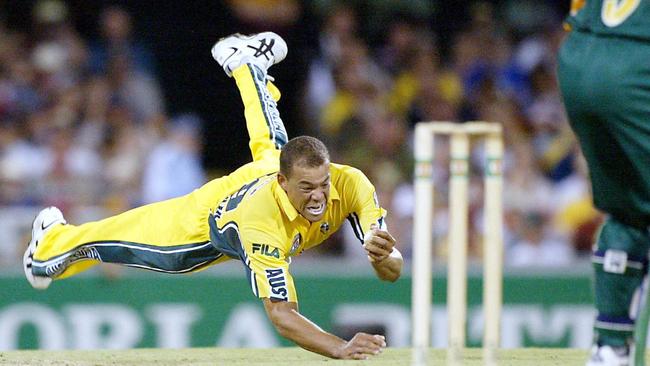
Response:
[0,1,205,209]
[0,1,205,265]
[302,1,598,266]
[0,0,599,269]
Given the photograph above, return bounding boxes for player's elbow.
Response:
[268,310,286,331]
[270,315,293,339]
[265,301,296,339]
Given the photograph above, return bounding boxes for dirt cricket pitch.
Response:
[0,347,625,365]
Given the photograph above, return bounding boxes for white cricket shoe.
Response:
[586,344,629,366]
[23,206,66,290]
[211,32,287,77]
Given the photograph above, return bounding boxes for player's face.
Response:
[279,162,330,222]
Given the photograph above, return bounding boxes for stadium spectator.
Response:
[89,5,156,77]
[105,50,165,123]
[101,105,151,209]
[141,114,206,204]
[227,0,301,31]
[507,211,575,267]
[305,3,358,123]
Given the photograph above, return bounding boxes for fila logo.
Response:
[252,243,280,258]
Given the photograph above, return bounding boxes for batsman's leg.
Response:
[589,218,650,365]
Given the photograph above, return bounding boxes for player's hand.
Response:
[363,224,396,263]
[335,332,386,359]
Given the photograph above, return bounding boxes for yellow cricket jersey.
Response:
[208,162,386,303]
[31,63,387,304]
[203,64,386,303]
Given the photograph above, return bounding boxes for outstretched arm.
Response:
[364,225,403,282]
[263,298,386,359]
[240,226,386,359]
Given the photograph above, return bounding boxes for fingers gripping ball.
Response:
[363,230,379,262]
[363,226,396,262]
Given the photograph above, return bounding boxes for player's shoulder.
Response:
[233,175,278,216]
[329,163,375,202]
[330,163,371,184]
[245,176,277,204]
[330,162,366,178]
[236,180,285,233]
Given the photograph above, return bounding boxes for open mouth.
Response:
[305,202,325,216]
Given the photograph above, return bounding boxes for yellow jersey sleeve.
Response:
[241,226,297,303]
[342,167,388,243]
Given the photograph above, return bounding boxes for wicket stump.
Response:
[412,121,504,366]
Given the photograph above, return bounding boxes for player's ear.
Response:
[277,172,289,191]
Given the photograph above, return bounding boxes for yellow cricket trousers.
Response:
[32,64,285,279]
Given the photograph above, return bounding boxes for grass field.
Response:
[0,348,632,366]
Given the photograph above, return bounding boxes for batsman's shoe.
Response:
[586,344,629,366]
[211,32,287,77]
[23,206,66,290]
